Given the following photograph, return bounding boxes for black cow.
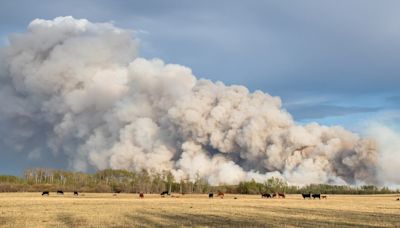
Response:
[74,191,79,196]
[139,192,144,198]
[312,194,321,199]
[114,190,121,194]
[396,198,399,201]
[208,193,213,198]
[302,193,311,199]
[160,191,169,197]
[42,191,49,196]
[272,193,277,198]
[261,193,272,198]
[57,190,64,195]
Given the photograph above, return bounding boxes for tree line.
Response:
[0,168,398,194]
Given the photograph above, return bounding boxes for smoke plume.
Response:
[365,123,400,187]
[0,17,378,185]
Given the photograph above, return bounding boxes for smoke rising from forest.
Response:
[0,17,381,185]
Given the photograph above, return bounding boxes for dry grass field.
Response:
[0,193,399,227]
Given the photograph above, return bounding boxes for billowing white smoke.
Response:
[365,123,400,188]
[0,17,378,185]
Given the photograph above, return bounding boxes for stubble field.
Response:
[0,193,399,227]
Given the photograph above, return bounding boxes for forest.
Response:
[0,168,398,194]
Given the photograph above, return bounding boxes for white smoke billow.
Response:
[0,17,380,185]
[365,123,400,188]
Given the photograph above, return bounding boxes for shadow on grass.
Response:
[124,212,267,227]
[57,213,87,227]
[265,206,400,226]
[260,204,400,226]
[0,216,14,226]
[121,209,392,227]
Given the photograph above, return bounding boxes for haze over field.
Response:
[1,17,399,186]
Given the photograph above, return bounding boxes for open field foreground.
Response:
[0,193,399,227]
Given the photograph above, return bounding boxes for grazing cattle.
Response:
[114,190,121,194]
[160,191,169,197]
[139,192,144,198]
[261,193,272,198]
[42,191,49,196]
[278,192,285,198]
[74,191,79,196]
[312,194,321,199]
[208,193,214,198]
[321,195,327,199]
[234,197,238,199]
[57,190,64,195]
[302,193,311,199]
[272,193,277,198]
[217,192,224,199]
[396,198,399,201]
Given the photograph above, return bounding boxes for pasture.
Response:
[0,193,399,227]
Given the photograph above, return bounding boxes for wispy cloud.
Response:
[386,95,400,106]
[286,103,380,121]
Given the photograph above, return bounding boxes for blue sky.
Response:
[0,0,399,175]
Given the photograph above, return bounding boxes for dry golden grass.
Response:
[0,193,399,227]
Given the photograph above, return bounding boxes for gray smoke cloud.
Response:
[0,17,379,185]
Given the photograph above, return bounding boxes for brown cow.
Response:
[217,192,224,199]
[139,192,144,198]
[272,193,277,198]
[322,195,327,199]
[278,192,285,198]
